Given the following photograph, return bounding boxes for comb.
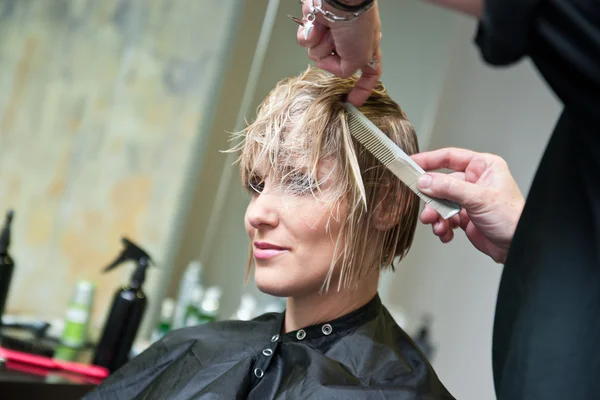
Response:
[344,103,460,220]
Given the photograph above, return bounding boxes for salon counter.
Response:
[0,362,97,399]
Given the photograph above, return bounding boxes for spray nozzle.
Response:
[0,210,14,254]
[103,237,154,289]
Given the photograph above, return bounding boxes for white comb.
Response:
[344,103,460,220]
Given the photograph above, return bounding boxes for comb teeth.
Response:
[344,103,461,220]
[345,111,397,166]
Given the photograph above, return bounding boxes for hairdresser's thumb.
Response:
[417,173,483,211]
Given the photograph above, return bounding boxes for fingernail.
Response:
[418,174,432,189]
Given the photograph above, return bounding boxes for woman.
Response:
[84,67,454,399]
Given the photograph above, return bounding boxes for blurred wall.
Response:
[0,0,238,336]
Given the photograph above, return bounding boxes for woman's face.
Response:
[244,159,346,298]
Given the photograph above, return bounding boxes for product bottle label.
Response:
[62,307,89,347]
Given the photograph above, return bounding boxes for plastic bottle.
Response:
[414,315,436,361]
[0,210,15,323]
[92,237,154,372]
[172,261,203,329]
[232,293,257,321]
[151,297,175,342]
[60,280,96,348]
[197,286,222,324]
[262,298,286,315]
[183,285,204,327]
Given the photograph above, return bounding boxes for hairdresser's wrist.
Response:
[325,0,373,9]
[422,0,482,18]
[321,0,377,20]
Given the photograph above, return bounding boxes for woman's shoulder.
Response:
[82,312,283,400]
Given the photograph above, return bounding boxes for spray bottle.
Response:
[92,237,153,372]
[414,314,436,361]
[0,210,15,323]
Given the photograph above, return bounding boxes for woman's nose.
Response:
[246,192,280,230]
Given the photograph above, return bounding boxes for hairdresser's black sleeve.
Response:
[476,0,600,120]
[474,1,600,400]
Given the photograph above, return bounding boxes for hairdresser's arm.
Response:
[422,0,482,17]
[411,148,524,264]
[296,0,482,106]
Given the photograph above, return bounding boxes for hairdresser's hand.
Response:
[411,148,525,264]
[296,0,382,107]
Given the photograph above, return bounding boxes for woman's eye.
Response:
[246,179,264,195]
[285,173,317,194]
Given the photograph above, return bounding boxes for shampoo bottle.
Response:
[232,293,257,321]
[172,260,203,329]
[414,315,436,361]
[197,286,222,324]
[183,285,204,327]
[92,237,153,372]
[0,210,15,323]
[55,280,96,361]
[150,297,175,342]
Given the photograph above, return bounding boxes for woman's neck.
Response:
[283,268,379,333]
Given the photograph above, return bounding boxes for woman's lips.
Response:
[253,242,288,260]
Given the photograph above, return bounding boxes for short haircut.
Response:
[234,66,419,292]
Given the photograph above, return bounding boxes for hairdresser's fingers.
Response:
[450,213,462,229]
[448,171,467,181]
[433,218,449,236]
[316,53,344,75]
[297,22,328,49]
[432,220,444,236]
[308,31,336,62]
[422,207,457,244]
[420,205,458,226]
[432,219,454,243]
[457,208,471,231]
[419,172,463,224]
[417,172,486,211]
[411,147,484,173]
[296,3,327,48]
[420,205,439,225]
[422,203,470,230]
[440,228,455,243]
[347,47,382,107]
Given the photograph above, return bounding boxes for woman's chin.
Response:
[254,268,314,298]
[255,282,291,297]
[254,272,293,297]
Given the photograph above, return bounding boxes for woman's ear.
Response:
[372,185,403,231]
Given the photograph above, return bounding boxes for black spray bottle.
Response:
[92,237,153,372]
[0,210,15,324]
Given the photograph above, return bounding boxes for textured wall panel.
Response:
[0,0,236,337]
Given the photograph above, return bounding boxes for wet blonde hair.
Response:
[234,66,419,292]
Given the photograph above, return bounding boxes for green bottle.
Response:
[151,297,175,342]
[197,286,222,324]
[183,285,204,327]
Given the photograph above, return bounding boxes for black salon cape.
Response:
[83,295,454,399]
[475,1,600,399]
